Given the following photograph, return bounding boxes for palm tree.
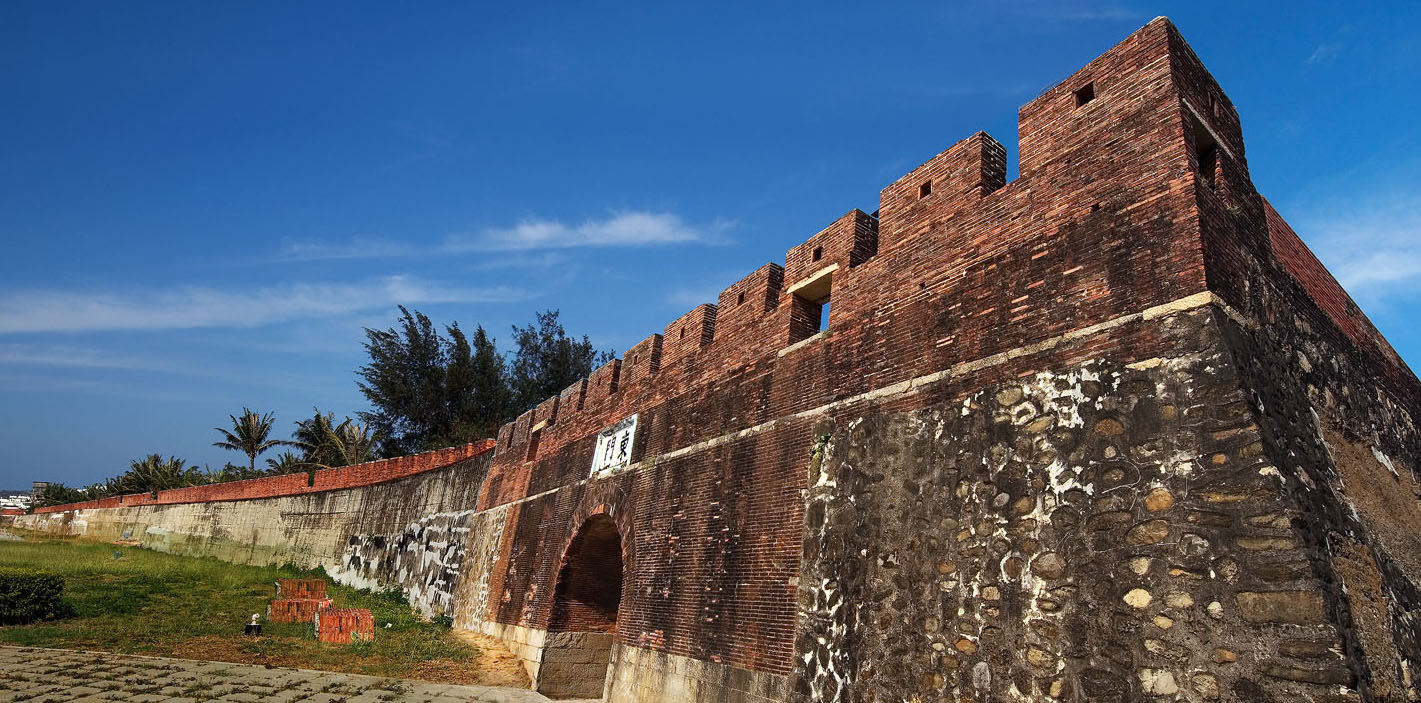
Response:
[290,409,339,468]
[121,454,199,493]
[213,408,284,472]
[327,419,379,467]
[264,451,306,475]
[32,483,88,508]
[291,418,380,469]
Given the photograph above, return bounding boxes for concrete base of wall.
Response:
[537,631,615,699]
[476,619,786,702]
[605,643,789,703]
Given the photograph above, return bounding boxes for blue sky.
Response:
[2,1,1419,488]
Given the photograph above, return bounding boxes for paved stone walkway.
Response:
[0,646,561,703]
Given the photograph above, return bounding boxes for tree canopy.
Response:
[212,408,284,472]
[357,307,608,456]
[509,310,613,413]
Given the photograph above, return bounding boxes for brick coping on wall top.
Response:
[32,439,495,514]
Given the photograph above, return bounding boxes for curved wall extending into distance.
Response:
[15,441,495,617]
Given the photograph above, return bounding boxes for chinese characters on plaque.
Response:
[590,414,637,476]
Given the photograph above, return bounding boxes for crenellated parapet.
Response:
[479,17,1266,511]
[620,334,663,389]
[876,133,1005,255]
[662,304,716,373]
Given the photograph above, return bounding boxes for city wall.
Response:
[15,443,494,617]
[460,18,1421,702]
[17,18,1421,703]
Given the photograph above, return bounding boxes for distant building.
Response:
[0,488,31,513]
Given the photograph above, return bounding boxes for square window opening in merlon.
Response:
[1197,145,1219,188]
[1193,120,1221,190]
[1074,82,1095,107]
[788,270,833,344]
[790,265,829,345]
[737,291,746,305]
[918,181,932,199]
[812,246,823,262]
[789,294,827,344]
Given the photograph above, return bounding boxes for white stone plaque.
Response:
[590,414,637,476]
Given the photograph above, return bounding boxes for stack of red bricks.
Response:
[267,578,333,623]
[266,577,375,643]
[313,608,375,644]
[275,577,328,599]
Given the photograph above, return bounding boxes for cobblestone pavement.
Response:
[0,646,567,703]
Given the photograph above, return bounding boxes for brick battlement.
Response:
[32,440,494,514]
[466,22,1421,693]
[480,16,1418,512]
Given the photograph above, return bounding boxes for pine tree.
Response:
[509,310,613,413]
[468,324,513,437]
[357,307,450,455]
[357,307,608,454]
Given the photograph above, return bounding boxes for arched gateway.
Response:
[538,513,624,699]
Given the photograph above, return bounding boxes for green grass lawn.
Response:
[0,536,518,685]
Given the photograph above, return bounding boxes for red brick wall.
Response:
[783,210,876,292]
[662,305,717,377]
[462,18,1421,683]
[620,335,663,390]
[1264,200,1401,368]
[877,133,1005,256]
[467,19,1233,678]
[268,597,333,623]
[33,440,494,514]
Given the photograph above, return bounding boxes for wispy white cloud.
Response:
[466,251,571,271]
[0,344,170,371]
[0,343,349,398]
[447,211,734,251]
[1007,1,1141,22]
[276,236,412,262]
[1294,188,1421,303]
[1328,251,1421,292]
[275,211,731,262]
[0,276,527,334]
[0,371,250,404]
[1307,43,1343,65]
[667,286,721,309]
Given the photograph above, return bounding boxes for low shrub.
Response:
[0,567,76,624]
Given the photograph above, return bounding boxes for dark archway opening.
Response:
[539,514,623,699]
